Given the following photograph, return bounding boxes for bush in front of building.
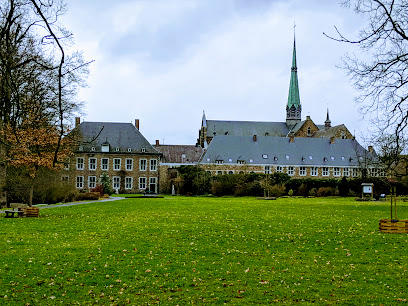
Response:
[316,187,337,197]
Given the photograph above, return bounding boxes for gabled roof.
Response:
[154,145,203,163]
[200,135,375,167]
[76,121,159,154]
[314,124,350,138]
[206,120,289,137]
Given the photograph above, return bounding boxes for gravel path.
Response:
[0,197,125,213]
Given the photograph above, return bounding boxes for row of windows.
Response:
[208,167,385,177]
[74,158,157,172]
[211,155,362,163]
[264,166,385,177]
[75,176,157,190]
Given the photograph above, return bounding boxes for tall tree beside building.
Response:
[0,0,90,204]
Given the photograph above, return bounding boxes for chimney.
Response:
[155,139,160,146]
[330,136,335,144]
[135,119,140,130]
[75,117,80,127]
[368,145,374,153]
[253,135,257,142]
[306,115,311,120]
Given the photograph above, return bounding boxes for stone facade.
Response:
[199,164,386,179]
[67,153,160,193]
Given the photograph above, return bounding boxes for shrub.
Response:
[100,173,114,195]
[338,176,349,197]
[297,183,309,196]
[75,192,100,201]
[288,189,294,196]
[316,187,336,197]
[269,184,286,197]
[91,184,105,197]
[308,188,317,197]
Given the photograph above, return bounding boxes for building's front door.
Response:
[149,177,157,193]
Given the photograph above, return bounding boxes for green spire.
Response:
[287,38,301,109]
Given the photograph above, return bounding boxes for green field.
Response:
[1,197,407,304]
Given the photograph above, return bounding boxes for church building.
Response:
[196,37,382,179]
[197,38,353,148]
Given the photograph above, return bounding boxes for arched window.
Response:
[307,127,311,136]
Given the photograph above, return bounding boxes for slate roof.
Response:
[154,145,204,163]
[206,120,290,137]
[314,124,349,138]
[76,121,159,154]
[200,135,375,167]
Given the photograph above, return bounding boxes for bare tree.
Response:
[0,0,92,204]
[325,0,408,152]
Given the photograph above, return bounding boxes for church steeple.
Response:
[325,108,331,129]
[286,31,302,126]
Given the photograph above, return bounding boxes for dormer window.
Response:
[228,158,232,162]
[262,154,268,159]
[323,157,328,162]
[207,158,210,162]
[91,147,96,152]
[127,148,132,152]
[101,144,109,152]
[309,156,313,160]
[224,131,229,135]
[331,156,335,160]
[115,147,120,152]
[249,159,253,163]
[141,147,146,153]
[285,155,290,160]
[341,156,345,160]
[274,156,278,161]
[301,156,305,161]
[265,132,269,136]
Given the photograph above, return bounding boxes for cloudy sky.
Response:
[63,0,369,145]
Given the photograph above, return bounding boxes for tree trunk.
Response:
[29,183,33,207]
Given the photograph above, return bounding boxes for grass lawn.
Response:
[1,196,407,304]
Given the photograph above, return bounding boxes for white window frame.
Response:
[264,166,270,174]
[322,167,329,177]
[333,167,341,177]
[343,168,350,177]
[299,167,306,176]
[215,160,223,164]
[139,177,146,189]
[125,158,133,171]
[112,176,120,190]
[276,166,283,173]
[288,166,294,176]
[62,175,69,182]
[311,167,318,177]
[140,159,147,171]
[113,158,121,171]
[150,159,157,171]
[88,176,97,189]
[76,157,84,170]
[125,177,133,190]
[352,168,359,177]
[89,158,97,171]
[76,176,84,189]
[101,158,109,171]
